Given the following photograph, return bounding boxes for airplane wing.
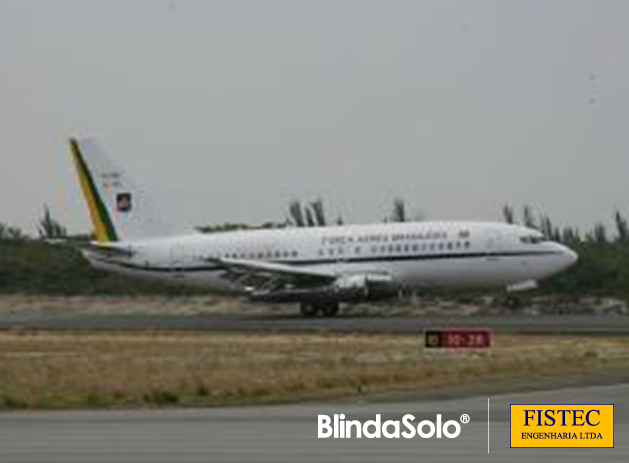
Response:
[42,238,135,258]
[205,257,397,303]
[205,257,336,289]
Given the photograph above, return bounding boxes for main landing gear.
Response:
[492,294,523,310]
[299,302,340,317]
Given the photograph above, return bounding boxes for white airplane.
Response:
[69,138,578,317]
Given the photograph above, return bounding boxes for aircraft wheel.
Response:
[493,294,522,310]
[320,303,340,317]
[300,303,320,317]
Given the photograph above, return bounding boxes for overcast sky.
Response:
[1,0,628,234]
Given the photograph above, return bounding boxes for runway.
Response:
[1,313,629,336]
[0,382,626,463]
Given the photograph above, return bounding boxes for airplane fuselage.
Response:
[86,220,577,295]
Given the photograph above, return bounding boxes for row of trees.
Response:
[0,223,27,241]
[285,197,422,228]
[502,204,629,245]
[0,206,68,242]
[198,198,418,232]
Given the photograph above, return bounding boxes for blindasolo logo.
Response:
[510,404,614,448]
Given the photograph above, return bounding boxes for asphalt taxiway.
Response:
[0,383,626,463]
[1,314,629,336]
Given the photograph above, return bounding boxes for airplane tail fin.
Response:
[69,137,173,243]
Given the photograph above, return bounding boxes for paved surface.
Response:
[0,383,626,463]
[1,314,629,336]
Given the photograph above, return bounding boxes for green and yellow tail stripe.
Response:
[69,138,118,242]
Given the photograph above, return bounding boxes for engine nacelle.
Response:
[247,273,398,303]
[333,274,369,290]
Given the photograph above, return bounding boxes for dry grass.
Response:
[0,332,628,410]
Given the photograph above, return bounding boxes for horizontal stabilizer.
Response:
[86,242,135,258]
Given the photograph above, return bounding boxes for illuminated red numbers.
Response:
[424,329,492,348]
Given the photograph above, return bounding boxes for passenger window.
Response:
[447,242,453,250]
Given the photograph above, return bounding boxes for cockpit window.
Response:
[520,235,546,244]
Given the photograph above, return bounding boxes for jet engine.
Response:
[247,273,398,303]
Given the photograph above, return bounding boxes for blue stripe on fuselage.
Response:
[89,250,561,274]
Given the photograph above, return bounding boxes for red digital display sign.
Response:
[424,329,492,348]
